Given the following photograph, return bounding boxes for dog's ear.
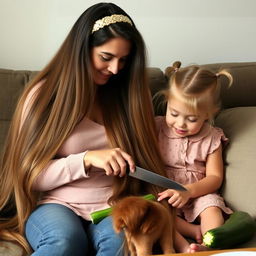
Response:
[139,202,160,234]
[112,215,125,233]
[112,197,150,233]
[112,206,126,233]
[124,199,149,233]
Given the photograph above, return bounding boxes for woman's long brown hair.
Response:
[0,3,166,253]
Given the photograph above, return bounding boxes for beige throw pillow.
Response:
[215,107,256,218]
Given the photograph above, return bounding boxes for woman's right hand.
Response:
[83,148,135,177]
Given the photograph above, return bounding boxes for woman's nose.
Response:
[108,60,119,74]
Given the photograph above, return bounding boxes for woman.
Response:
[0,2,166,256]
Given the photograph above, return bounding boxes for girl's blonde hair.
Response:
[165,61,233,121]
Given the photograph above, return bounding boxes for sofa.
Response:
[0,62,255,255]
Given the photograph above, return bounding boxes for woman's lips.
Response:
[100,71,112,79]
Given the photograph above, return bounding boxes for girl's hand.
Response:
[83,148,135,177]
[157,189,191,208]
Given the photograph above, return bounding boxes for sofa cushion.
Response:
[215,107,256,218]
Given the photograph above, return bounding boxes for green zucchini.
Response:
[90,194,156,224]
[203,211,256,249]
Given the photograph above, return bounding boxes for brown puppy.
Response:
[112,196,175,256]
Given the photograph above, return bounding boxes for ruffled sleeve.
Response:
[208,127,228,155]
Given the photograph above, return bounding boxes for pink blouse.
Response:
[23,83,113,221]
[34,118,113,221]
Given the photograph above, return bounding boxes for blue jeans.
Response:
[25,203,124,256]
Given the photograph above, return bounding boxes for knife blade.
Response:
[128,166,187,191]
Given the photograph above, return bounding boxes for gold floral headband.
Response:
[91,14,133,34]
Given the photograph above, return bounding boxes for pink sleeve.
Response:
[208,127,228,154]
[32,152,89,191]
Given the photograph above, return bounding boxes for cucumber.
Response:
[90,194,156,224]
[203,211,256,249]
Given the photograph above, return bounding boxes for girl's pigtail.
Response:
[165,61,181,78]
[216,70,233,87]
[153,61,181,115]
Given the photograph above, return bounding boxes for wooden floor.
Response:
[154,247,256,256]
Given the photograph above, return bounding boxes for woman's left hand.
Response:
[157,189,191,208]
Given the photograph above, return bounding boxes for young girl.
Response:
[157,61,233,253]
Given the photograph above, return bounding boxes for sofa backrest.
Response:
[0,69,37,152]
[200,62,256,109]
[1,62,256,151]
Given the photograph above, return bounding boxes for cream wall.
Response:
[0,0,256,71]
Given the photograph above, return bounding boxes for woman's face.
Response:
[91,37,131,85]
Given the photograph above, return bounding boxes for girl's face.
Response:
[166,96,208,138]
[91,37,131,85]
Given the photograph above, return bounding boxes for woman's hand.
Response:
[157,189,191,208]
[83,148,135,177]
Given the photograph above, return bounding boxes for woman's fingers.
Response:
[84,148,134,177]
[109,158,125,177]
[107,148,135,176]
[104,164,113,176]
[120,150,135,173]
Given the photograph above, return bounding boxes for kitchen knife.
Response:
[128,166,187,191]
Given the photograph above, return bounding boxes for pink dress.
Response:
[156,116,233,222]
